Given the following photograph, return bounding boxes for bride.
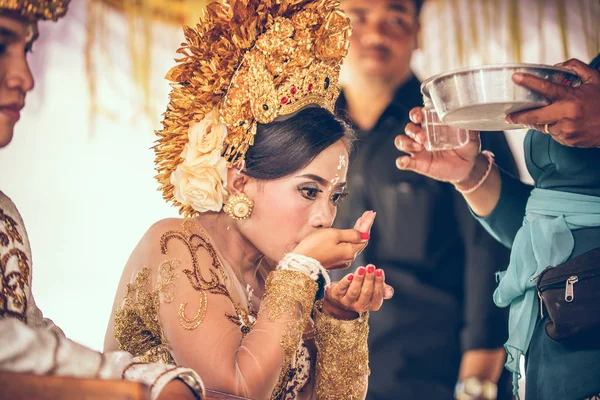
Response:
[104,0,393,399]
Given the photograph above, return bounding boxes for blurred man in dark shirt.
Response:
[336,0,518,398]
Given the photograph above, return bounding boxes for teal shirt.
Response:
[485,130,600,256]
[480,129,600,400]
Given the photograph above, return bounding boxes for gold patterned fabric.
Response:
[313,301,370,400]
[0,0,69,21]
[261,270,318,399]
[0,193,31,323]
[113,219,321,399]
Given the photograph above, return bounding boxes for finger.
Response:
[395,134,424,155]
[409,107,424,124]
[512,72,569,102]
[405,122,426,145]
[368,268,385,310]
[384,283,394,299]
[345,266,366,301]
[331,273,354,297]
[352,210,368,230]
[395,152,434,174]
[358,211,377,235]
[558,58,600,84]
[356,265,376,309]
[337,228,369,244]
[506,100,574,125]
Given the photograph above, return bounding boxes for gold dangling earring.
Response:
[224,192,254,220]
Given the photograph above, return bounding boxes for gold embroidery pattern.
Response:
[114,265,175,364]
[160,220,257,334]
[178,291,207,330]
[313,303,370,400]
[0,207,30,322]
[261,270,317,400]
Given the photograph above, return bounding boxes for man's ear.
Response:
[226,167,250,195]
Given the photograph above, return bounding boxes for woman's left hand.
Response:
[321,264,394,320]
[506,58,600,148]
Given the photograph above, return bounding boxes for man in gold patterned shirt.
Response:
[0,1,204,399]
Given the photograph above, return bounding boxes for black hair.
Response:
[243,106,354,180]
[414,0,424,16]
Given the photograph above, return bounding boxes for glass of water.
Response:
[421,97,469,151]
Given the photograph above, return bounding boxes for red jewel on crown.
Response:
[308,83,313,91]
[290,87,297,95]
[281,97,289,104]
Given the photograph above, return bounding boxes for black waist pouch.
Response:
[536,248,600,347]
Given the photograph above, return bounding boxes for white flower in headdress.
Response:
[171,109,229,213]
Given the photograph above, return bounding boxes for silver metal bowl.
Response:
[421,63,581,131]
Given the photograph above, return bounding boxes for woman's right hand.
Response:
[395,107,483,184]
[292,211,374,270]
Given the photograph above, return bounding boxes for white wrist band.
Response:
[277,253,331,287]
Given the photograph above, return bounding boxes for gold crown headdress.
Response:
[0,0,69,21]
[155,0,351,216]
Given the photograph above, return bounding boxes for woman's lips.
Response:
[0,104,23,122]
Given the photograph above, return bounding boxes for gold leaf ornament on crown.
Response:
[154,0,351,217]
[0,0,70,21]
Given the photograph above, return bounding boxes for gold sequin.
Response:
[261,270,318,400]
[313,301,370,400]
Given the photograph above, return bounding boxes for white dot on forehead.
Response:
[337,155,347,171]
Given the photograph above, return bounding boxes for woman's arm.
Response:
[394,108,532,247]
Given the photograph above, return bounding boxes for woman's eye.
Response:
[299,187,321,200]
[331,191,349,205]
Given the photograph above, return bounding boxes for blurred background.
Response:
[0,0,598,352]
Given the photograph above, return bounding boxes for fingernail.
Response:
[513,72,524,82]
[357,267,366,276]
[367,265,375,274]
[360,232,370,241]
[347,274,354,281]
[505,115,513,123]
[386,287,394,298]
[376,269,383,277]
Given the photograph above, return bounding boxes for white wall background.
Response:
[0,0,598,352]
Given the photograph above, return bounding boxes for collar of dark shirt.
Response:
[336,74,423,136]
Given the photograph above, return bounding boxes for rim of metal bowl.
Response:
[421,63,579,98]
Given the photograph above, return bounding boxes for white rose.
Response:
[171,157,229,213]
[184,111,228,166]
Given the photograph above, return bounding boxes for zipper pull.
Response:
[537,291,544,318]
[565,276,579,303]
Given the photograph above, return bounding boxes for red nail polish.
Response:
[357,267,366,276]
[376,269,383,277]
[360,232,370,240]
[367,265,375,274]
[347,274,354,281]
